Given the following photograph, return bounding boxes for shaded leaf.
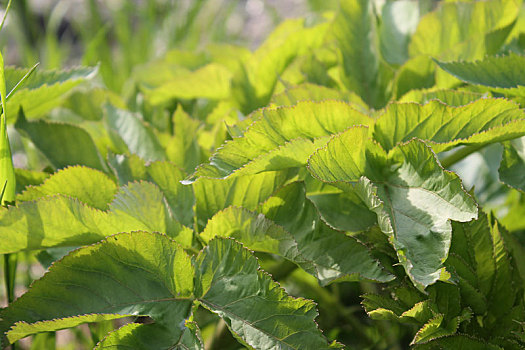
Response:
[15,109,107,171]
[308,128,477,288]
[105,104,166,162]
[379,0,420,65]
[14,168,49,194]
[201,203,393,285]
[192,170,291,230]
[107,153,148,186]
[306,181,376,232]
[499,137,525,192]
[146,161,195,228]
[195,238,340,349]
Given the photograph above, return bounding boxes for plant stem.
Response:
[205,319,231,350]
[3,253,16,303]
[4,253,17,350]
[440,145,484,168]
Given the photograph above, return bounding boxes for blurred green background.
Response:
[0,0,338,92]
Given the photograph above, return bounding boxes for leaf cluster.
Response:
[2,0,525,349]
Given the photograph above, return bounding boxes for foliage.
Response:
[2,0,525,349]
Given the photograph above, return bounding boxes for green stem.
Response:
[205,319,234,350]
[3,253,16,303]
[440,145,484,169]
[4,253,17,350]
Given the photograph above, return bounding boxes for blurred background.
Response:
[0,0,338,92]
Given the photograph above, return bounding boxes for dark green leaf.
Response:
[15,109,107,171]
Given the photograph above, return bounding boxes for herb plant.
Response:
[2,0,525,349]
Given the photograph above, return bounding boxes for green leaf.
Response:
[15,109,107,171]
[143,63,233,105]
[435,53,525,95]
[379,0,420,65]
[413,335,503,350]
[412,314,447,344]
[0,231,194,346]
[307,126,385,183]
[193,101,373,179]
[195,238,340,350]
[409,0,519,59]
[146,161,195,228]
[500,137,525,192]
[63,88,126,122]
[201,203,393,285]
[329,0,388,108]
[107,153,148,186]
[361,293,413,321]
[373,99,525,153]
[306,180,377,232]
[398,89,488,106]
[0,181,192,254]
[308,128,478,288]
[96,321,203,350]
[165,105,203,174]
[394,56,435,99]
[192,170,291,229]
[270,83,368,113]
[5,65,99,122]
[448,213,524,338]
[105,104,166,162]
[17,166,117,210]
[106,155,195,227]
[232,18,329,113]
[265,182,393,283]
[14,168,49,194]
